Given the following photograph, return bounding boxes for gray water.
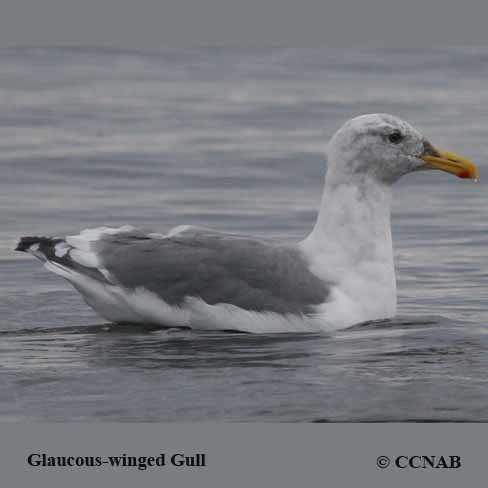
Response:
[0,46,487,421]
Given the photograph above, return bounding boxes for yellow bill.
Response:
[420,147,479,180]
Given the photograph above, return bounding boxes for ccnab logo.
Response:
[395,456,461,469]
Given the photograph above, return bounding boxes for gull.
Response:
[16,114,478,333]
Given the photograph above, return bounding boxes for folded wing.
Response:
[16,225,330,327]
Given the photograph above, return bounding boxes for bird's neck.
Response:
[303,174,393,257]
[299,173,396,320]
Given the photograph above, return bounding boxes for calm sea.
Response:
[0,46,487,421]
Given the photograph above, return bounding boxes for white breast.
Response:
[299,175,397,329]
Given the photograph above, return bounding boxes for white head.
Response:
[326,113,477,185]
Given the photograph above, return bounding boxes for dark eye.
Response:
[388,131,403,144]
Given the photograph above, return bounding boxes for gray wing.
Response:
[17,225,330,315]
[98,227,329,314]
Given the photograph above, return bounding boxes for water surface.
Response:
[0,46,487,421]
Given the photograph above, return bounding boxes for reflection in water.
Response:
[1,324,318,370]
[84,328,317,370]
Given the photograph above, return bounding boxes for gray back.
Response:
[99,231,330,315]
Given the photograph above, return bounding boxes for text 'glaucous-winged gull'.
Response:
[16,114,478,333]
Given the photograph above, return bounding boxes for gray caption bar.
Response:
[1,424,485,488]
